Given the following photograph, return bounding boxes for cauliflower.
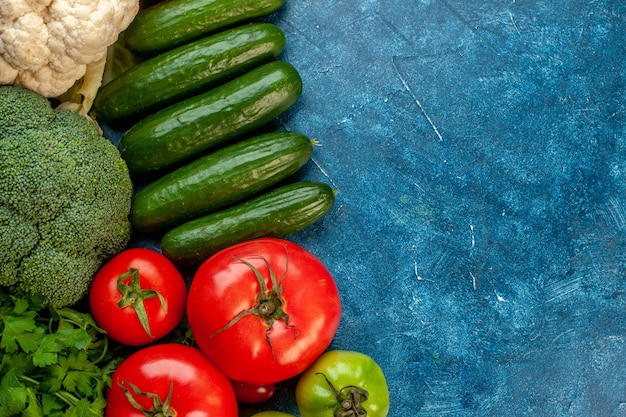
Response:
[0,86,133,307]
[0,0,139,113]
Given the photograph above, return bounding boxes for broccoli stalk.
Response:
[0,86,133,308]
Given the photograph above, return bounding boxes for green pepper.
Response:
[295,350,389,417]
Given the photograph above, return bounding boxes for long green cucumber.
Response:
[94,23,286,125]
[119,60,303,175]
[130,131,313,233]
[125,0,286,56]
[160,181,335,265]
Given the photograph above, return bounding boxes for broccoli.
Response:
[0,86,133,307]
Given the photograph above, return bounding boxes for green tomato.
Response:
[249,412,297,417]
[295,350,389,417]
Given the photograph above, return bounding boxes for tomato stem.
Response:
[118,379,177,417]
[117,268,167,338]
[211,251,298,361]
[316,372,369,417]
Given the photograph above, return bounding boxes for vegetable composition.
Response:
[124,0,286,56]
[118,59,303,175]
[295,350,390,417]
[105,343,238,417]
[0,0,139,113]
[0,287,125,417]
[186,238,342,385]
[1,0,387,414]
[130,131,314,233]
[161,181,336,265]
[94,22,286,125]
[0,86,133,308]
[89,248,187,346]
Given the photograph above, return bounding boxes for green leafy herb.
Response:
[0,288,125,417]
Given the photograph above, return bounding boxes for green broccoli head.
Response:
[0,86,133,307]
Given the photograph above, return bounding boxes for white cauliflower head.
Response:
[0,0,139,97]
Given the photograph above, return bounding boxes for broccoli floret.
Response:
[0,86,133,307]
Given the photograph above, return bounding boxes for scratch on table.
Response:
[309,156,339,190]
[414,260,423,281]
[440,0,477,33]
[602,196,626,231]
[544,274,583,303]
[376,11,413,46]
[414,260,434,283]
[275,19,327,57]
[508,11,522,35]
[392,57,444,142]
[551,328,576,344]
[337,13,373,31]
[494,290,508,302]
[468,225,478,290]
[607,107,623,120]
[375,326,432,344]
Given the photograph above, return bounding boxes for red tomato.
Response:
[231,380,276,404]
[89,248,187,346]
[186,238,342,385]
[105,343,238,417]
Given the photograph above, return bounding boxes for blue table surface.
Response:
[106,1,626,416]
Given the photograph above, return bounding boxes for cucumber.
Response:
[161,181,335,265]
[125,0,286,56]
[95,23,286,125]
[131,131,314,233]
[119,60,303,175]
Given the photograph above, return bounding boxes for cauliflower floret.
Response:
[0,57,19,84]
[1,12,50,72]
[0,0,139,99]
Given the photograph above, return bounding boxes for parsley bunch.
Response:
[0,288,124,416]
